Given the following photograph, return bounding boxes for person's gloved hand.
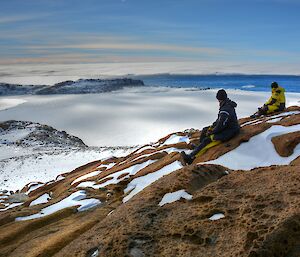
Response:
[206,129,213,136]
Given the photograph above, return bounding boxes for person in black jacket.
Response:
[181,89,240,165]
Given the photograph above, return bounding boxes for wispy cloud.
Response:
[0,13,52,24]
[25,42,227,55]
[0,53,190,65]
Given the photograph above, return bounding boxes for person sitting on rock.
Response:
[251,82,285,118]
[181,89,240,165]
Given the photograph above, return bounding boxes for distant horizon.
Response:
[1,61,300,86]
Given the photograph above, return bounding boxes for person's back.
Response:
[213,98,240,141]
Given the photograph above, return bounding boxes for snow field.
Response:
[0,148,132,192]
[2,88,299,147]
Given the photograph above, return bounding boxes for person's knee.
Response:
[267,105,279,114]
[203,136,212,145]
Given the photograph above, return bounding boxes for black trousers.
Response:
[189,127,212,159]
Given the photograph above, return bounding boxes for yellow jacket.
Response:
[265,86,285,107]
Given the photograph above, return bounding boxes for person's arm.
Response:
[211,111,230,134]
[265,89,281,106]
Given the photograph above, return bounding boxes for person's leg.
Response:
[258,105,268,116]
[199,127,209,143]
[251,105,267,118]
[190,136,212,158]
[182,136,212,164]
[267,105,279,114]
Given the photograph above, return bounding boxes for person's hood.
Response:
[221,98,237,108]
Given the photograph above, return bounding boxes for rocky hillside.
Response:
[0,107,299,257]
[0,120,86,149]
[0,78,144,96]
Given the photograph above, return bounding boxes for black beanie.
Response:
[271,81,278,88]
[216,89,227,101]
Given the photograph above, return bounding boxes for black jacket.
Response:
[212,98,240,141]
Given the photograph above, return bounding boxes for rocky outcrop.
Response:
[0,120,87,148]
[0,78,144,96]
[0,107,299,257]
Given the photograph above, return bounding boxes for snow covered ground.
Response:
[1,87,299,147]
[0,147,133,192]
[205,124,300,170]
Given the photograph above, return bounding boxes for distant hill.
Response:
[0,78,144,96]
[0,120,87,149]
[0,106,300,257]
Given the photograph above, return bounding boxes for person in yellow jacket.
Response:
[251,82,285,118]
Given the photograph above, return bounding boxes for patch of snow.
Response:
[162,135,190,146]
[241,111,300,127]
[209,213,225,221]
[78,159,156,189]
[30,193,51,206]
[123,161,183,203]
[71,170,102,185]
[15,190,100,221]
[90,249,99,257]
[160,147,191,154]
[26,183,45,194]
[134,145,156,154]
[269,110,300,119]
[55,175,65,181]
[159,189,192,206]
[266,117,282,123]
[129,153,156,163]
[0,202,23,212]
[97,162,115,169]
[205,124,300,170]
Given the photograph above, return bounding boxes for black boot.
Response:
[181,151,194,165]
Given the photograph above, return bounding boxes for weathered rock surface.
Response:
[0,107,299,257]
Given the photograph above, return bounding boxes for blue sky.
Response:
[1,0,300,68]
